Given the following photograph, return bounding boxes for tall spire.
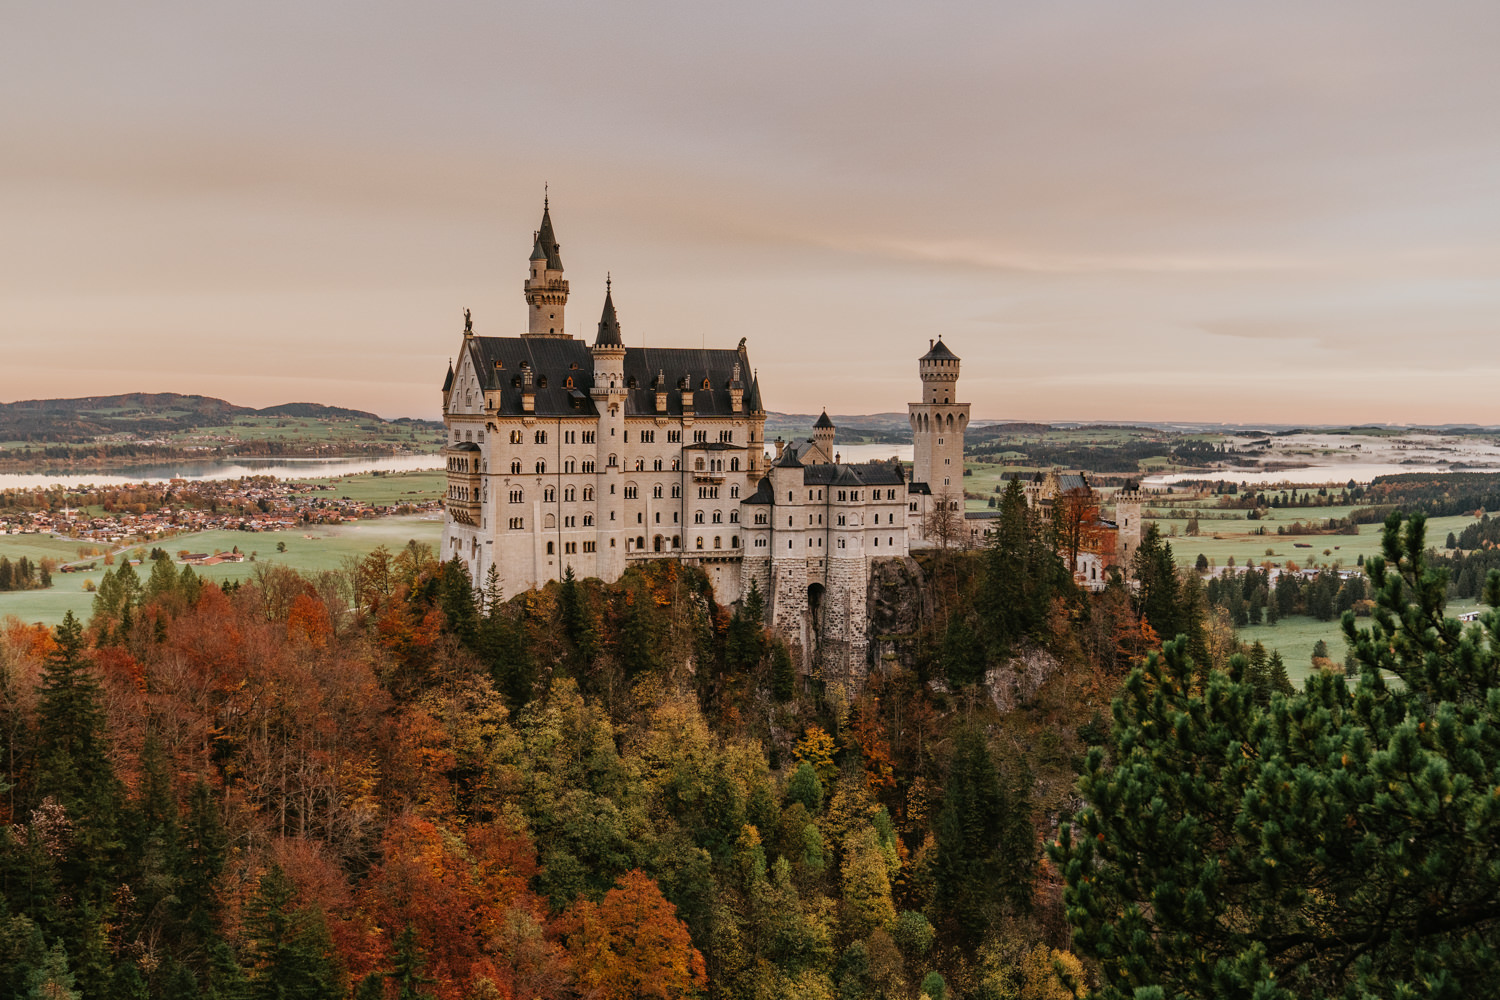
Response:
[524,192,569,336]
[535,197,563,271]
[594,278,623,347]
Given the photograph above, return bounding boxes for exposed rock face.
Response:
[865,556,927,675]
[984,646,1061,714]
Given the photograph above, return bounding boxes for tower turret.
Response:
[812,410,835,463]
[523,197,570,337]
[909,338,970,502]
[590,280,628,579]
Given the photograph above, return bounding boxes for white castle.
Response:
[442,200,973,678]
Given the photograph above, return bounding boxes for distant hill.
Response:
[0,393,429,444]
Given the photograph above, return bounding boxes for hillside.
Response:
[0,393,393,442]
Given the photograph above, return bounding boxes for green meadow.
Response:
[0,514,443,627]
[1241,598,1483,687]
[1165,512,1486,572]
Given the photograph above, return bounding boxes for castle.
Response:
[441,200,967,679]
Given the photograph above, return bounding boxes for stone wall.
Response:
[865,556,927,675]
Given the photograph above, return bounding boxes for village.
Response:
[0,474,442,558]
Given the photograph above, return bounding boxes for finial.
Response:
[606,272,611,293]
[544,181,548,209]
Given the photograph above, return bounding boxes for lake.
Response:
[0,454,444,491]
[1143,462,1500,488]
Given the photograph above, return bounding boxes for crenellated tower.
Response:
[523,198,570,337]
[909,339,969,492]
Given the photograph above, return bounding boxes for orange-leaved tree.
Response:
[555,869,706,1000]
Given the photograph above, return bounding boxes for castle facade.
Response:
[442,201,966,678]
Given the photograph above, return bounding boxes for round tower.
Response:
[523,197,570,337]
[909,339,970,493]
[590,280,628,579]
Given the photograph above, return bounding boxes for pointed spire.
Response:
[535,196,563,271]
[594,279,623,347]
[814,409,835,430]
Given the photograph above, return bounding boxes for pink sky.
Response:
[4,2,1499,424]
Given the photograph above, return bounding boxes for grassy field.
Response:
[0,514,443,627]
[1242,598,1482,687]
[302,469,446,506]
[1161,512,1487,572]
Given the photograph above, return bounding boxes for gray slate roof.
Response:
[814,410,835,429]
[802,462,906,488]
[920,339,959,361]
[458,336,762,419]
[535,203,563,271]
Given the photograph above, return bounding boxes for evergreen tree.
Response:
[1055,512,1500,998]
[932,728,1033,951]
[435,558,479,649]
[242,865,341,1000]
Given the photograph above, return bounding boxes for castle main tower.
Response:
[909,339,970,493]
[523,198,570,337]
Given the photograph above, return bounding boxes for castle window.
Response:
[511,460,522,474]
[874,537,878,546]
[622,431,628,443]
[536,460,546,474]
[508,517,524,529]
[667,430,681,443]
[838,539,845,549]
[635,459,644,471]
[544,486,556,502]
[702,378,710,390]
[564,486,576,502]
[696,537,704,549]
[729,510,739,523]
[583,513,594,525]
[565,541,576,554]
[838,491,846,502]
[509,489,523,503]
[565,377,574,388]
[731,536,739,547]
[547,541,554,554]
[720,430,732,443]
[564,459,576,473]
[730,457,739,471]
[730,485,739,498]
[712,510,722,523]
[510,429,522,444]
[582,459,595,473]
[582,431,595,443]
[654,458,663,471]
[538,375,548,388]
[838,515,846,526]
[695,512,705,524]
[583,487,594,501]
[694,430,708,443]
[583,540,596,552]
[565,515,575,527]
[607,454,618,468]
[625,486,638,499]
[671,485,681,498]
[714,536,721,549]
[695,458,705,471]
[653,485,663,498]
[673,535,680,547]
[671,459,680,471]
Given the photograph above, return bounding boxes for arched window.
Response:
[653,458,662,471]
[536,460,546,474]
[653,485,663,498]
[713,536,721,549]
[695,458,705,471]
[731,536,739,548]
[694,511,704,524]
[696,537,704,549]
[712,510,722,523]
[510,429,522,444]
[730,485,739,499]
[607,454,618,468]
[730,457,739,471]
[673,535,680,548]
[510,460,522,474]
[535,430,547,444]
[547,541,554,554]
[729,510,739,523]
[564,486,576,502]
[635,458,644,471]
[636,536,645,549]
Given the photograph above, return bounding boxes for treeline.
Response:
[1365,471,1500,517]
[1198,562,1367,626]
[1436,512,1500,599]
[0,555,50,592]
[1,492,1160,1000]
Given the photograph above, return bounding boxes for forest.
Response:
[3,484,1499,1000]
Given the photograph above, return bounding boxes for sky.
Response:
[3,1,1499,424]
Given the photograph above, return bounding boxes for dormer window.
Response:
[538,375,548,388]
[701,378,710,390]
[565,376,574,388]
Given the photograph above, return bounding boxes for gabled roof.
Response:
[814,410,835,429]
[920,339,958,361]
[442,360,454,392]
[773,446,804,469]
